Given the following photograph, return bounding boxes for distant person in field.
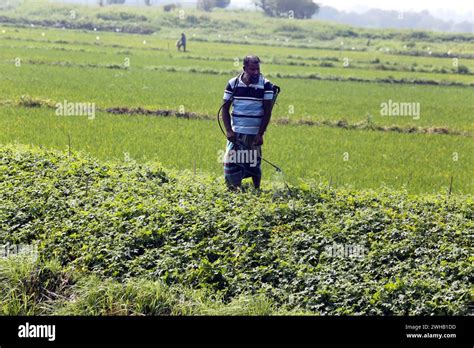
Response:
[176,32,186,52]
[221,55,275,191]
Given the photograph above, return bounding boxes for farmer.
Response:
[221,55,275,191]
[176,32,186,52]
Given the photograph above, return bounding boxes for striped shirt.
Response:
[223,74,274,135]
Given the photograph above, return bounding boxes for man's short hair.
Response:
[243,55,261,68]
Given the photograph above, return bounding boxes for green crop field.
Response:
[1,106,473,193]
[0,0,473,320]
[1,24,473,193]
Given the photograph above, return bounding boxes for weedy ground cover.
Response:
[0,145,472,315]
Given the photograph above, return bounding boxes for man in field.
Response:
[221,55,275,191]
[176,32,186,52]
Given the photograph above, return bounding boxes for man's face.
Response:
[244,62,260,84]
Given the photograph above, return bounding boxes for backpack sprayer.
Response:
[217,73,292,192]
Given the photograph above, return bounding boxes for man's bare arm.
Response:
[258,100,273,136]
[222,101,236,142]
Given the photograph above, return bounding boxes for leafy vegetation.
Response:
[0,145,472,315]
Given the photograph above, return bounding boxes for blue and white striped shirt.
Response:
[223,74,274,135]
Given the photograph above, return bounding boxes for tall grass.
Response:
[0,254,304,315]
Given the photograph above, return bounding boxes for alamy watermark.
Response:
[18,322,55,342]
[323,243,366,259]
[55,100,96,120]
[1,242,38,260]
[380,99,420,120]
[218,149,258,167]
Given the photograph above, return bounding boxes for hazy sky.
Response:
[232,0,474,13]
